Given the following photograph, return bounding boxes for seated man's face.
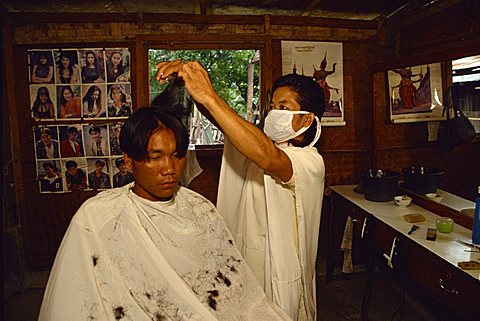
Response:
[126,128,186,202]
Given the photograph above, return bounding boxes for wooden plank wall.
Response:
[5,13,378,269]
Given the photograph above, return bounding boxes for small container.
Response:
[435,217,454,233]
[394,195,412,207]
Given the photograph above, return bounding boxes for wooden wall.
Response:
[4,12,378,269]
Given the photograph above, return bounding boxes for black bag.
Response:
[437,86,476,150]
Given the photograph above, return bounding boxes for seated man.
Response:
[39,107,290,321]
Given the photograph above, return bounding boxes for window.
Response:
[148,49,260,144]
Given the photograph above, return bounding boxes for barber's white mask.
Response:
[263,109,321,147]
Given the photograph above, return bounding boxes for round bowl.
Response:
[394,195,412,207]
[426,193,443,203]
[436,217,454,233]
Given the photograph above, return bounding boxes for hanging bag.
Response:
[437,86,476,150]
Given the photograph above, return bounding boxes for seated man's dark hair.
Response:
[120,107,189,161]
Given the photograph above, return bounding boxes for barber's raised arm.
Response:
[156,60,293,182]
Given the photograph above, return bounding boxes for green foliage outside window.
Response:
[148,49,260,118]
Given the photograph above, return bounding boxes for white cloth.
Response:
[180,149,203,187]
[217,138,325,321]
[341,216,353,274]
[39,183,291,321]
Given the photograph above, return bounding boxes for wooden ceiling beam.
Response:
[386,0,465,28]
[301,0,322,16]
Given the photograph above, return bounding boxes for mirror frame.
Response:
[398,185,473,230]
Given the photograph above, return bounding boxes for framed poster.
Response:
[388,62,444,123]
[281,41,345,126]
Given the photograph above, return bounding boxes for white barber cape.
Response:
[217,138,325,321]
[39,183,291,321]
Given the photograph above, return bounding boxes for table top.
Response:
[329,184,480,281]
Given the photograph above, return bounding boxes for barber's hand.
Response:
[179,61,218,106]
[156,60,219,107]
[155,59,184,83]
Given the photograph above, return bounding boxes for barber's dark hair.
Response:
[120,107,189,161]
[271,74,325,147]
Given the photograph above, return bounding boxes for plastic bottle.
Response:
[472,186,480,244]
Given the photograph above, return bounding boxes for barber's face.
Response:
[126,128,186,202]
[271,86,305,132]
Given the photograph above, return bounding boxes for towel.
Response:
[341,216,353,274]
[180,149,203,187]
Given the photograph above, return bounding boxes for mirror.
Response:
[452,54,480,133]
[374,54,479,229]
[399,185,475,230]
[400,55,479,224]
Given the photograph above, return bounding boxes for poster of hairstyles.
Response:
[33,122,132,194]
[28,48,134,194]
[28,48,132,121]
[281,41,345,126]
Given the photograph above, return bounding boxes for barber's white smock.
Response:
[217,138,325,321]
[39,183,291,321]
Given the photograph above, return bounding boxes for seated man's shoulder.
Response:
[177,187,219,214]
[75,186,130,223]
[178,187,213,206]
